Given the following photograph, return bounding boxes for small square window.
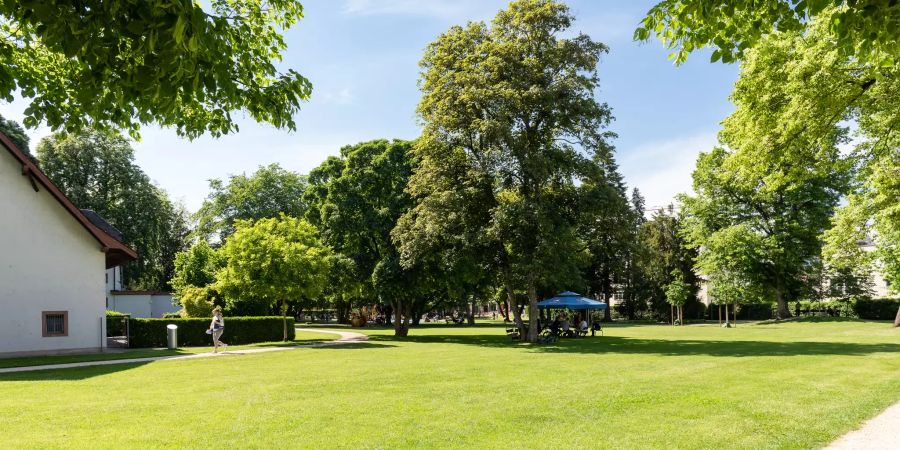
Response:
[42,311,68,337]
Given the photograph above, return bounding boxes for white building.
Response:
[104,266,179,318]
[0,133,136,357]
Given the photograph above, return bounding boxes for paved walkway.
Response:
[825,400,900,450]
[0,328,368,374]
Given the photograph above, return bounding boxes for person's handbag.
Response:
[205,329,213,335]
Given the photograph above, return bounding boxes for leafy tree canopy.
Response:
[0,113,30,155]
[36,130,189,290]
[0,0,311,138]
[215,215,332,339]
[196,163,308,242]
[306,139,420,335]
[636,1,900,66]
[171,240,220,302]
[403,0,616,341]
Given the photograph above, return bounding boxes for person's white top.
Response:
[563,320,570,331]
[211,315,224,330]
[580,320,588,330]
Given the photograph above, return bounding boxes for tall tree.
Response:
[36,130,189,290]
[681,143,847,318]
[216,215,332,340]
[400,0,616,341]
[195,164,308,242]
[306,139,419,336]
[0,1,311,138]
[639,6,900,320]
[637,207,700,321]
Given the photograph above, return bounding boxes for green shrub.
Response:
[853,298,900,320]
[162,312,183,319]
[180,286,215,318]
[106,310,127,336]
[129,316,294,347]
[736,303,774,320]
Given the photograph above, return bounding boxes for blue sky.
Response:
[0,0,738,213]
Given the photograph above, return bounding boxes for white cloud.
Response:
[617,131,718,212]
[320,88,354,105]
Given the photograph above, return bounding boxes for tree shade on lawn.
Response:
[0,321,897,448]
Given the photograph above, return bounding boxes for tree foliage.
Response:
[36,130,189,290]
[0,0,311,138]
[0,113,30,156]
[636,1,900,66]
[171,241,220,303]
[306,139,419,335]
[215,215,331,339]
[399,0,617,341]
[636,208,700,320]
[196,164,308,242]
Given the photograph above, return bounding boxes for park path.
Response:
[824,400,900,450]
[0,328,368,374]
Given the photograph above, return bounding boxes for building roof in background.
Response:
[81,209,125,243]
[0,132,138,268]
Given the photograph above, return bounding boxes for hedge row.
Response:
[129,316,295,348]
[788,298,900,320]
[854,298,900,320]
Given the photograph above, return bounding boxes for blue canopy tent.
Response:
[537,291,607,336]
[537,291,608,310]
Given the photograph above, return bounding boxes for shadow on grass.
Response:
[368,333,900,357]
[0,359,156,381]
[306,343,396,350]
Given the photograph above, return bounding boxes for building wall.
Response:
[0,149,106,355]
[108,293,178,318]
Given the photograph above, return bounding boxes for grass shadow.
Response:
[0,359,156,381]
[369,331,900,357]
[306,343,396,350]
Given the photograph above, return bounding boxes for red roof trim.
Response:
[0,132,138,265]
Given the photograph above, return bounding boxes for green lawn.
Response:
[1,320,897,449]
[0,330,336,369]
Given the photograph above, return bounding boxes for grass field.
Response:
[0,319,897,449]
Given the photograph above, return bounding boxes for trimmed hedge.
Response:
[854,298,900,320]
[106,310,128,336]
[129,316,295,348]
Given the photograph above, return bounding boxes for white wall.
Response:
[109,293,179,318]
[150,294,179,318]
[0,150,106,355]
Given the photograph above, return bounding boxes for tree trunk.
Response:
[679,305,684,326]
[282,299,288,341]
[526,276,539,343]
[467,295,476,326]
[393,300,408,337]
[498,300,510,321]
[671,304,674,326]
[503,270,525,336]
[775,276,791,319]
[894,306,900,327]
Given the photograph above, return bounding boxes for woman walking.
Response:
[210,307,227,353]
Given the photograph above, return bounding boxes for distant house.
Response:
[0,133,136,356]
[105,266,179,318]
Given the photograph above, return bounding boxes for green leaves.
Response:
[637,1,900,67]
[216,215,332,311]
[0,0,311,138]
